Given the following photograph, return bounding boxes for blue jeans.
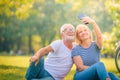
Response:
[108,72,120,80]
[25,57,54,80]
[74,62,109,80]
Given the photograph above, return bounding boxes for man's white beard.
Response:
[64,35,74,41]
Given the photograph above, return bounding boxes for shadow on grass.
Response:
[0,65,27,80]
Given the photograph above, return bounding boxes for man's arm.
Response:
[35,45,54,58]
[30,45,54,65]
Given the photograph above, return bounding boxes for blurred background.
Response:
[0,0,120,80]
[0,0,120,57]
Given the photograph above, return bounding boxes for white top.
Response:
[45,40,74,80]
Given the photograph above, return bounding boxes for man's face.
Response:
[62,25,75,41]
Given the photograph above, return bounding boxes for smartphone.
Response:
[78,14,88,24]
[78,14,86,20]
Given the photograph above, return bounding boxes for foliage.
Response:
[102,0,120,55]
[0,0,120,56]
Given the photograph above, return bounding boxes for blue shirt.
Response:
[72,42,101,71]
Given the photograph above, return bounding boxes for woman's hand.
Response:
[81,16,96,25]
[29,55,39,66]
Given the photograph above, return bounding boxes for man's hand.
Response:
[29,55,39,66]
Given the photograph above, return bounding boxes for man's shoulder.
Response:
[50,39,62,48]
[52,39,62,44]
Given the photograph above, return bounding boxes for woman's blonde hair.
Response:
[75,24,92,45]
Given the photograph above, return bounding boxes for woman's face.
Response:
[77,26,90,41]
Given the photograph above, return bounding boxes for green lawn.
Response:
[0,56,119,80]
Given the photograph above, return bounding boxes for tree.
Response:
[102,0,120,56]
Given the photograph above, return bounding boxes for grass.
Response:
[0,56,119,80]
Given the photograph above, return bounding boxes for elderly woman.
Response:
[71,16,119,80]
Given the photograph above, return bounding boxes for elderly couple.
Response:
[25,17,119,80]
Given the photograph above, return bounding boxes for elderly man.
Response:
[26,24,75,80]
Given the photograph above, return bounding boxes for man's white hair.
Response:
[60,24,74,34]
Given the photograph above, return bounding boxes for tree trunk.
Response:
[28,35,32,54]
